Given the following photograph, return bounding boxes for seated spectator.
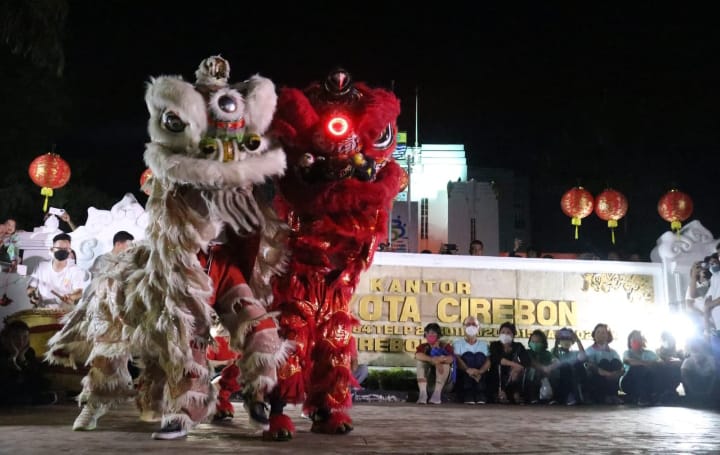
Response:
[26,233,89,310]
[415,322,454,404]
[452,316,490,404]
[681,337,718,406]
[654,331,684,403]
[524,329,556,403]
[0,320,56,406]
[488,322,530,404]
[584,323,624,404]
[621,330,682,406]
[548,328,587,405]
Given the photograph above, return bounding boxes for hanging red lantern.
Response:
[658,189,693,233]
[139,168,153,196]
[28,152,71,212]
[594,188,628,244]
[561,186,594,240]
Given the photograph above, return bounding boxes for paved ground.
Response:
[0,399,719,454]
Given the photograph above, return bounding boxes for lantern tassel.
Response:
[607,220,618,245]
[40,187,54,212]
[572,217,581,240]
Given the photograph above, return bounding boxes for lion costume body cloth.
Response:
[267,69,405,436]
[47,56,291,432]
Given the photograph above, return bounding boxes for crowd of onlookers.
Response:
[413,319,719,408]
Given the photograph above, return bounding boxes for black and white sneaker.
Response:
[151,421,188,440]
[243,399,269,429]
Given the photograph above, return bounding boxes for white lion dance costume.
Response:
[47,56,291,439]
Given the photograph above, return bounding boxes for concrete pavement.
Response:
[0,400,718,454]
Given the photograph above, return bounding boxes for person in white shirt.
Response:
[453,316,490,404]
[26,233,88,310]
[89,231,134,275]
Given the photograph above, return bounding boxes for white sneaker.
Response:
[416,391,428,404]
[151,421,188,440]
[72,404,107,431]
[429,393,442,404]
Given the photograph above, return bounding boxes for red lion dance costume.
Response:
[266,69,405,439]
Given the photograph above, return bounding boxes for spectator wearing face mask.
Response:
[621,330,681,406]
[548,327,587,405]
[26,233,88,310]
[488,322,530,404]
[415,322,455,404]
[452,316,490,404]
[524,329,557,404]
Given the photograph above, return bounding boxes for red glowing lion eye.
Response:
[326,116,349,137]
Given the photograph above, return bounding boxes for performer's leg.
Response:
[152,339,216,440]
[136,358,165,422]
[217,291,291,428]
[212,363,241,421]
[73,354,134,431]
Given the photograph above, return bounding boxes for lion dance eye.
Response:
[326,116,350,138]
[243,133,262,151]
[374,124,394,150]
[218,95,237,113]
[161,110,186,133]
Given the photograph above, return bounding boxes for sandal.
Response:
[497,390,510,404]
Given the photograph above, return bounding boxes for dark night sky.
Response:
[37,3,720,253]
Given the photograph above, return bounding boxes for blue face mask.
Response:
[711,265,720,274]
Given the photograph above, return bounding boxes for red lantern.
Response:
[139,168,153,196]
[658,189,693,233]
[561,186,594,240]
[28,152,71,212]
[594,188,628,244]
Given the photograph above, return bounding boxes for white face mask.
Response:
[465,326,479,337]
[499,333,513,344]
